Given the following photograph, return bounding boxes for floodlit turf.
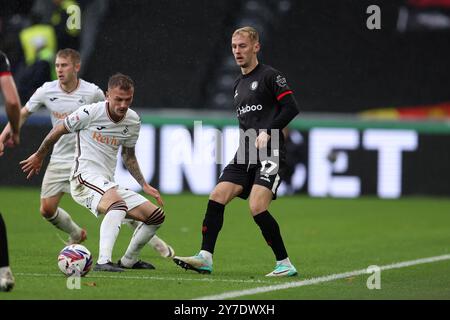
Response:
[1,187,450,300]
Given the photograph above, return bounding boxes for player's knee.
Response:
[104,200,128,215]
[144,207,165,226]
[209,188,222,202]
[40,203,56,218]
[209,189,229,205]
[249,202,267,216]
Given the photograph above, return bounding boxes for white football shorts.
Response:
[70,172,148,216]
[40,160,72,198]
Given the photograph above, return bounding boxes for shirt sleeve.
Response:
[122,119,141,148]
[93,87,106,102]
[64,104,93,132]
[24,86,46,113]
[266,70,299,130]
[267,70,294,102]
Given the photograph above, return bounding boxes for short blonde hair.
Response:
[56,48,81,65]
[232,26,259,43]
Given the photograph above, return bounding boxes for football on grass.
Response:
[57,244,93,277]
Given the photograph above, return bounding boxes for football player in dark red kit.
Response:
[174,26,299,277]
[0,50,21,291]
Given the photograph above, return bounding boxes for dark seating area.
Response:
[264,1,450,112]
[2,0,450,113]
[83,0,241,109]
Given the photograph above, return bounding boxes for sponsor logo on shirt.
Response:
[92,132,119,146]
[86,195,94,210]
[237,104,263,116]
[49,97,58,101]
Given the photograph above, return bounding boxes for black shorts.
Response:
[218,162,284,200]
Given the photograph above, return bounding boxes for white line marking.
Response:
[15,272,278,284]
[194,254,450,300]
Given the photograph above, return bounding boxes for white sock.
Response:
[123,219,138,229]
[277,257,292,266]
[124,220,173,257]
[98,209,126,264]
[148,234,165,252]
[124,220,165,253]
[199,250,213,264]
[46,207,81,239]
[120,222,160,267]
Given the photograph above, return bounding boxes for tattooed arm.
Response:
[122,146,164,206]
[20,123,69,179]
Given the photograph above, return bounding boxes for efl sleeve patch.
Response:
[64,105,92,132]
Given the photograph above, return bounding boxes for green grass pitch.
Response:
[1,187,450,300]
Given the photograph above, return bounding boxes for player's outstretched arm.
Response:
[0,75,21,145]
[0,108,31,156]
[20,123,69,179]
[121,146,164,207]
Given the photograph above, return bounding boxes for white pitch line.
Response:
[15,272,278,284]
[194,254,450,300]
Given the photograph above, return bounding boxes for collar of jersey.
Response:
[105,102,126,123]
[59,79,80,94]
[241,63,261,79]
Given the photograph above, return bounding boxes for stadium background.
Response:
[1,0,449,198]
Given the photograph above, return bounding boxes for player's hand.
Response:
[0,135,14,157]
[0,132,17,155]
[255,131,271,149]
[0,132,9,157]
[20,153,43,179]
[143,183,164,207]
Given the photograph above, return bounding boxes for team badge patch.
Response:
[250,81,258,91]
[66,114,80,129]
[275,75,287,87]
[78,97,86,105]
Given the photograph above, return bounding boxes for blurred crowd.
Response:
[0,0,107,103]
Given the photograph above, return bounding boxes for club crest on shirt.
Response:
[250,81,258,91]
[275,75,287,87]
[122,125,129,135]
[78,97,86,105]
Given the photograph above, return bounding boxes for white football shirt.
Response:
[25,79,105,163]
[64,101,141,180]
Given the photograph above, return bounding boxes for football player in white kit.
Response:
[1,50,173,262]
[21,73,167,271]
